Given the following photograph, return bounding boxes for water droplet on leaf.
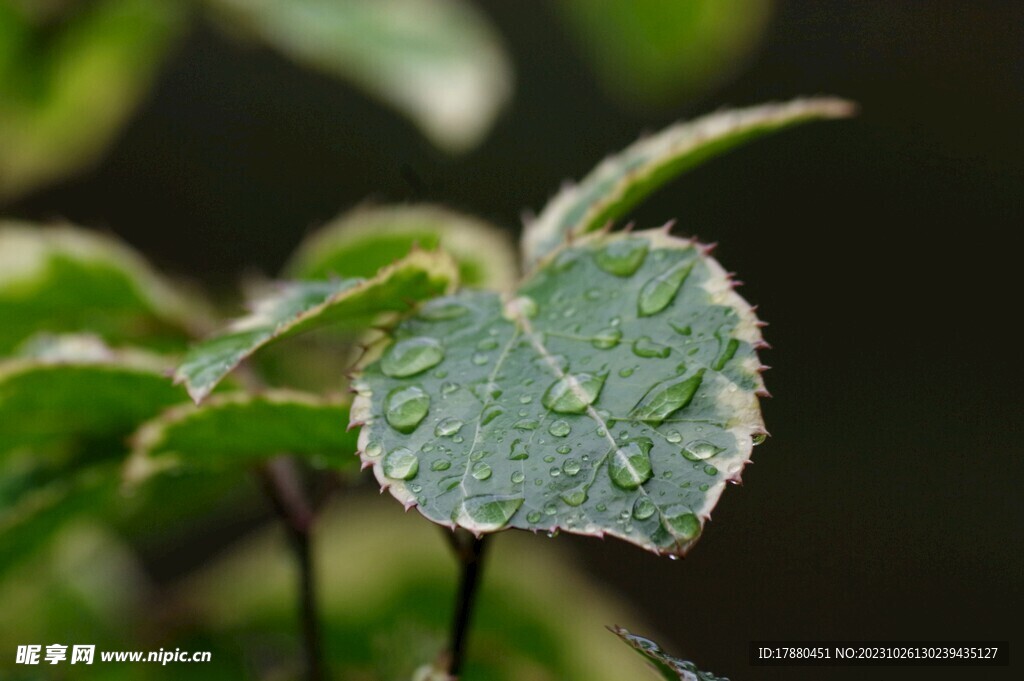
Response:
[384,386,430,433]
[595,237,649,276]
[383,447,418,480]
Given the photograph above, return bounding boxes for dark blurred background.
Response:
[6,1,1022,679]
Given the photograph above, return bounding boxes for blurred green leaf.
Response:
[0,0,186,200]
[176,249,458,403]
[354,230,766,556]
[0,465,117,578]
[610,626,729,681]
[203,0,513,152]
[177,494,649,681]
[0,335,183,458]
[0,223,207,353]
[558,0,774,107]
[126,390,357,483]
[521,97,856,267]
[286,205,519,290]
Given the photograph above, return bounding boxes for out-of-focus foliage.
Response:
[174,496,648,680]
[557,0,774,108]
[0,223,205,353]
[0,501,653,679]
[125,390,358,483]
[0,0,185,200]
[0,0,513,202]
[287,205,519,291]
[204,0,513,152]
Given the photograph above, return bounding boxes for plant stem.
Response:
[444,529,490,678]
[260,458,324,681]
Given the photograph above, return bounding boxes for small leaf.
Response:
[0,335,184,457]
[176,249,458,403]
[610,626,729,681]
[558,0,774,107]
[125,390,357,483]
[353,230,767,556]
[521,97,855,267]
[0,0,185,200]
[203,0,512,152]
[286,205,519,290]
[0,223,205,353]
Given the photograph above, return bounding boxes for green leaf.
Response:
[286,205,519,290]
[521,97,855,268]
[0,465,117,577]
[0,0,185,200]
[558,0,774,107]
[125,390,357,482]
[610,626,728,681]
[0,223,206,353]
[176,249,458,403]
[203,0,512,152]
[353,230,766,556]
[0,335,184,457]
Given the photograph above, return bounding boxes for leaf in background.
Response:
[203,0,513,152]
[0,335,183,458]
[125,390,357,483]
[610,626,729,681]
[286,205,519,290]
[521,98,855,268]
[0,0,186,201]
[176,249,458,403]
[176,494,647,681]
[353,230,766,556]
[558,0,774,108]
[0,465,117,578]
[0,223,206,353]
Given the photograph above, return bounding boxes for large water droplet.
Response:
[665,430,682,443]
[481,405,504,425]
[563,458,582,476]
[561,490,587,506]
[632,336,671,358]
[637,258,695,316]
[381,337,444,377]
[430,459,451,471]
[384,386,430,433]
[471,462,493,481]
[508,439,529,460]
[608,438,654,490]
[548,419,571,437]
[455,495,523,531]
[664,507,701,540]
[364,441,383,458]
[592,327,623,349]
[633,496,657,520]
[434,417,464,437]
[630,370,704,425]
[511,471,525,484]
[595,237,649,276]
[541,373,606,414]
[527,510,542,524]
[682,439,724,461]
[382,447,418,480]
